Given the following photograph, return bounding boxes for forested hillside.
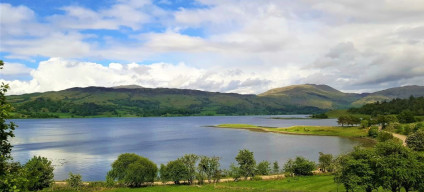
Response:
[8,87,324,118]
[7,84,424,118]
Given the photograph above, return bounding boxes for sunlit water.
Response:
[11,115,360,181]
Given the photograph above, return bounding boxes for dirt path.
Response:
[378,126,407,146]
[392,132,407,146]
[55,174,287,186]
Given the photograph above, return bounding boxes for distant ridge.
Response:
[6,84,424,118]
[112,85,144,89]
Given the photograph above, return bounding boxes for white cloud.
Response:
[2,58,284,95]
[1,0,424,93]
[0,62,33,75]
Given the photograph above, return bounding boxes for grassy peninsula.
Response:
[215,124,368,137]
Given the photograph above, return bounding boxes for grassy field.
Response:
[102,175,343,192]
[215,124,368,137]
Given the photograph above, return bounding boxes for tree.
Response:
[337,116,348,127]
[368,126,379,138]
[377,131,394,142]
[284,157,315,176]
[160,159,188,184]
[198,156,221,184]
[397,110,416,123]
[406,130,424,151]
[272,161,280,174]
[235,149,256,179]
[377,115,398,129]
[107,153,157,187]
[67,172,83,189]
[256,161,271,175]
[179,154,198,184]
[0,60,19,190]
[24,156,54,191]
[318,152,333,172]
[360,120,369,128]
[227,163,241,181]
[334,147,377,192]
[375,140,421,192]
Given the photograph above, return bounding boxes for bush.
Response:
[107,153,157,187]
[360,120,369,128]
[368,126,379,138]
[160,159,188,184]
[406,130,424,151]
[403,125,412,135]
[284,157,316,176]
[251,175,263,181]
[414,122,424,132]
[227,163,241,181]
[235,149,256,179]
[256,161,271,175]
[67,172,83,189]
[377,131,394,142]
[24,156,54,191]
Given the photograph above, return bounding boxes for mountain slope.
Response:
[7,86,325,118]
[258,84,363,109]
[352,85,424,106]
[7,84,423,118]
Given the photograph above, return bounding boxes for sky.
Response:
[1,0,424,95]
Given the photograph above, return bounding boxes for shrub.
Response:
[198,156,221,184]
[406,130,424,151]
[106,153,157,187]
[256,161,271,175]
[360,120,369,128]
[67,172,83,189]
[272,161,280,174]
[318,152,333,172]
[251,175,263,181]
[160,159,188,184]
[235,149,256,179]
[377,132,394,142]
[24,156,54,191]
[368,126,379,138]
[284,157,316,176]
[227,163,241,181]
[403,125,412,135]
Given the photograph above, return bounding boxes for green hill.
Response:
[352,85,424,106]
[7,86,324,118]
[258,84,363,109]
[6,84,423,118]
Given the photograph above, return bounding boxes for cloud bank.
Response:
[1,0,423,95]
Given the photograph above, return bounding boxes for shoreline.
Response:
[212,124,376,146]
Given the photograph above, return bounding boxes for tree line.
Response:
[348,96,424,123]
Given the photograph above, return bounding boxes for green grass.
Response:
[105,175,343,192]
[273,126,368,137]
[216,124,368,138]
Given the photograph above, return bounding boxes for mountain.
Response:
[6,84,423,118]
[7,86,325,118]
[258,84,364,109]
[352,85,424,106]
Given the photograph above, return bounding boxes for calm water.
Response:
[11,115,360,181]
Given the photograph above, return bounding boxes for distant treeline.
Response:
[11,97,325,118]
[348,96,424,117]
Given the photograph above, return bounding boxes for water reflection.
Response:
[11,115,359,181]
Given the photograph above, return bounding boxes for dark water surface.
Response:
[11,115,360,181]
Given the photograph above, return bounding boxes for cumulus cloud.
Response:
[1,0,424,94]
[1,58,277,95]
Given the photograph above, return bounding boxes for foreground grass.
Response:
[215,124,368,137]
[106,175,343,192]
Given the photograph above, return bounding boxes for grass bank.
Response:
[215,124,368,137]
[47,175,344,192]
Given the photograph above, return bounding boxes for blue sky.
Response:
[1,0,424,95]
